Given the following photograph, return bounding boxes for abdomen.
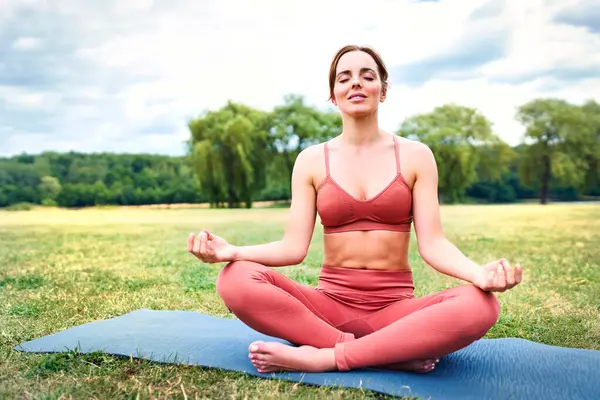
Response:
[322,231,412,270]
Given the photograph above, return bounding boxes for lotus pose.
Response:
[188,45,523,374]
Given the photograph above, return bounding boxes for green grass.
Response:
[1,203,599,399]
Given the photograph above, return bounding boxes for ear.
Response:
[331,96,337,106]
[380,86,387,102]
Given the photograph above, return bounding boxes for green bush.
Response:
[41,198,58,207]
[5,202,35,211]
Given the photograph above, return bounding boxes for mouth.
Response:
[348,93,367,101]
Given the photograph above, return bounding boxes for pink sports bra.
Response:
[316,135,413,234]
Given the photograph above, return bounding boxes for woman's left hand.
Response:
[472,259,523,292]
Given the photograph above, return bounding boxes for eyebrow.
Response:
[336,67,377,78]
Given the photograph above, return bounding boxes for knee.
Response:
[215,260,267,308]
[461,284,501,327]
[215,260,251,299]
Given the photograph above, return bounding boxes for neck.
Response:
[338,110,383,147]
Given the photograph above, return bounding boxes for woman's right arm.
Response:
[227,147,319,266]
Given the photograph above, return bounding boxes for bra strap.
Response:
[393,135,401,174]
[324,142,331,176]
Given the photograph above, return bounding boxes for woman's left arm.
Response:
[410,143,522,291]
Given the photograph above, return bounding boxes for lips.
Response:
[348,93,366,100]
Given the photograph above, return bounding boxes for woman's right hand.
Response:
[472,258,523,292]
[188,230,238,263]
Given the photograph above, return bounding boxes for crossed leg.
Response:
[216,261,500,373]
[336,284,500,371]
[215,260,355,348]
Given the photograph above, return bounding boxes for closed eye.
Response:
[339,76,373,83]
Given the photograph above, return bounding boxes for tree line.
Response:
[1,95,598,209]
[0,152,206,208]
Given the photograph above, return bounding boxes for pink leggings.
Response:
[216,261,500,371]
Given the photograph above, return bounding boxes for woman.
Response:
[187,45,523,374]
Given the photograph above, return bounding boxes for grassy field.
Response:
[1,203,599,399]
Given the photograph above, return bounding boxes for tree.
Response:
[0,152,205,208]
[397,103,513,203]
[188,101,272,208]
[38,176,62,204]
[271,94,342,180]
[516,98,590,204]
[580,100,600,194]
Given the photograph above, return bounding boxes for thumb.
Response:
[187,233,195,252]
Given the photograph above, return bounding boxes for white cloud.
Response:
[0,86,60,109]
[1,0,599,157]
[480,0,600,81]
[12,36,41,50]
[113,0,155,16]
[380,75,600,145]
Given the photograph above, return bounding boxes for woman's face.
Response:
[331,50,386,116]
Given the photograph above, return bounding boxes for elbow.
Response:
[287,250,307,265]
[418,245,432,265]
[417,237,444,264]
[282,240,308,265]
[290,253,307,265]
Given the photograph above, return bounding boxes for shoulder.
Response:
[396,135,432,155]
[396,136,435,165]
[395,136,437,187]
[295,143,325,166]
[291,143,326,185]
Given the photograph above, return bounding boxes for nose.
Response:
[351,75,361,87]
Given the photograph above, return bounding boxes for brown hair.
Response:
[328,45,389,101]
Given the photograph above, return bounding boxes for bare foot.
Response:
[248,341,336,373]
[384,358,440,373]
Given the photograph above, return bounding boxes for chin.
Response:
[340,103,378,117]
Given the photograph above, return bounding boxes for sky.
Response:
[1,0,599,157]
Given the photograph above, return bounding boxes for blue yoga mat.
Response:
[15,308,600,399]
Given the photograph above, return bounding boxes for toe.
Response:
[418,362,436,373]
[249,341,264,353]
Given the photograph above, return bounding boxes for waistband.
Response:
[317,265,415,310]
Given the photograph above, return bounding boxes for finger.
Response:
[187,233,195,252]
[206,238,215,260]
[503,259,515,287]
[205,230,215,240]
[495,262,506,291]
[514,263,523,284]
[193,232,202,254]
[199,231,207,256]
